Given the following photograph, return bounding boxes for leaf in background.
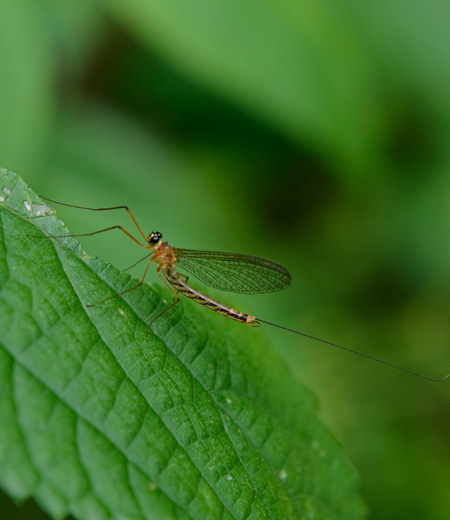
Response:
[38,0,106,73]
[0,168,365,519]
[0,0,55,175]
[100,0,380,171]
[338,0,450,117]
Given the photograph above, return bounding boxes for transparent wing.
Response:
[173,248,291,294]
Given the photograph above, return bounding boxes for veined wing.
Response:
[173,248,291,294]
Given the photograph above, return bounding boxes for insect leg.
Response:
[30,225,146,247]
[86,256,154,307]
[40,197,147,240]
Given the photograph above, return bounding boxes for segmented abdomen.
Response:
[165,268,255,324]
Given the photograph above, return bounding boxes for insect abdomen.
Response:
[166,269,256,325]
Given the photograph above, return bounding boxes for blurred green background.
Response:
[1,1,450,519]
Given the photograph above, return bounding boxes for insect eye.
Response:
[149,233,161,244]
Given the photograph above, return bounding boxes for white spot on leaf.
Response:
[31,203,54,216]
[24,200,31,211]
[3,187,11,196]
[279,469,287,480]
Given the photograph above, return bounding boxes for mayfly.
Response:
[32,197,449,383]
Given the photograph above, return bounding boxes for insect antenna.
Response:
[257,318,450,382]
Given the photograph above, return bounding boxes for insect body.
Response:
[32,197,448,382]
[32,199,290,327]
[138,231,290,326]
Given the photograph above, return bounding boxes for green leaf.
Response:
[339,0,450,116]
[0,0,55,175]
[38,0,106,73]
[0,168,365,520]
[100,0,380,170]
